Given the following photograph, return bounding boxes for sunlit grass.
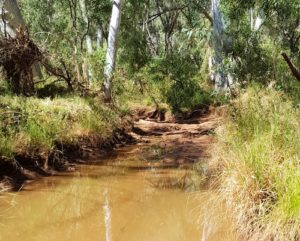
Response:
[0,95,119,160]
[216,85,300,240]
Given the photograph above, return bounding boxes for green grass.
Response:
[216,85,300,241]
[0,95,119,160]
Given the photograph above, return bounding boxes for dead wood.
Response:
[0,28,42,95]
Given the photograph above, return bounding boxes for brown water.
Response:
[0,145,239,241]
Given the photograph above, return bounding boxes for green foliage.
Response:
[119,29,151,75]
[1,1,300,239]
[165,80,212,115]
[0,78,12,96]
[81,96,119,135]
[89,47,107,86]
[119,1,151,75]
[131,52,213,115]
[261,0,300,54]
[220,0,300,90]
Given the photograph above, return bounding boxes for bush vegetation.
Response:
[0,95,119,162]
[1,0,300,239]
[216,85,300,241]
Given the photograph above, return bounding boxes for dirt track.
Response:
[130,108,222,165]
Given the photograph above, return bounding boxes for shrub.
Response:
[131,53,213,116]
[165,79,212,115]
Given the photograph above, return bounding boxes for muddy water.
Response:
[0,145,239,241]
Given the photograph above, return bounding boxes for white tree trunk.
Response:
[79,0,93,84]
[249,8,264,32]
[0,0,25,37]
[79,0,93,54]
[103,0,124,101]
[0,0,43,81]
[211,0,230,91]
[254,13,263,31]
[250,8,254,31]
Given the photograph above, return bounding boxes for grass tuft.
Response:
[0,95,119,162]
[215,85,300,241]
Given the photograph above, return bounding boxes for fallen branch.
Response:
[41,59,74,91]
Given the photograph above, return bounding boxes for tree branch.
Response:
[190,1,213,25]
[41,59,74,90]
[145,5,188,24]
[281,52,300,82]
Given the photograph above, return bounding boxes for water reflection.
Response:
[0,147,239,241]
[103,188,112,241]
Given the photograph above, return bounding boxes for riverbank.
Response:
[0,95,135,191]
[0,99,223,192]
[4,87,298,241]
[214,86,300,241]
[0,98,244,240]
[0,109,238,241]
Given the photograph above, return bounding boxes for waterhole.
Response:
[0,144,239,241]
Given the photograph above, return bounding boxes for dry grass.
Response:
[213,85,300,241]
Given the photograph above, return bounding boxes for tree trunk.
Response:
[0,0,26,37]
[79,0,93,54]
[249,8,263,32]
[211,0,228,91]
[103,0,124,102]
[79,0,93,84]
[0,0,43,82]
[250,8,254,31]
[145,20,159,56]
[254,13,263,31]
[282,52,300,82]
[96,25,103,49]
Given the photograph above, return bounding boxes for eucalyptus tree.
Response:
[20,0,82,86]
[211,0,231,91]
[79,0,93,54]
[222,0,300,84]
[152,0,185,54]
[87,0,111,48]
[147,0,233,91]
[260,0,300,80]
[118,0,151,75]
[103,0,124,102]
[259,0,300,55]
[79,0,93,84]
